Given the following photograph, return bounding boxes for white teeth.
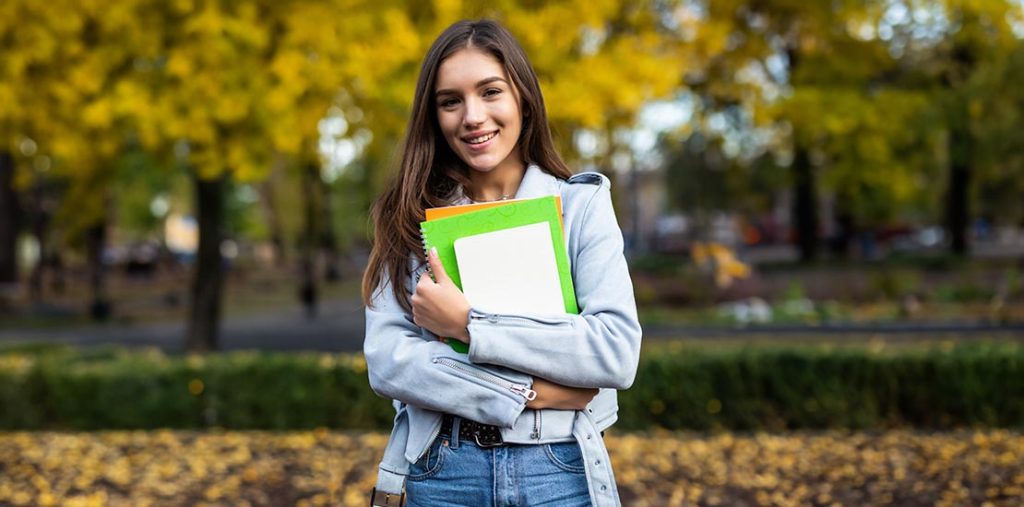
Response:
[466,132,497,144]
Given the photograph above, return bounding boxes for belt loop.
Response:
[450,416,461,449]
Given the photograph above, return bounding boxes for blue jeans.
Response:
[405,423,593,506]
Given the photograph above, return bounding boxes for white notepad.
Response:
[453,222,565,316]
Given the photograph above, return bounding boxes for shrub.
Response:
[617,342,1024,431]
[1,342,1021,431]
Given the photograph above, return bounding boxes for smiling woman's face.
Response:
[434,47,524,175]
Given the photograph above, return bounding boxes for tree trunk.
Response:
[186,174,226,352]
[0,151,18,287]
[945,125,971,256]
[319,177,340,282]
[943,31,976,257]
[792,145,819,262]
[785,45,818,263]
[945,163,969,256]
[298,162,318,318]
[86,220,112,321]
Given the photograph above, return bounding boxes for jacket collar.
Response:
[514,164,561,200]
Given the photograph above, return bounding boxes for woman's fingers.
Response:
[412,269,469,339]
[427,248,450,284]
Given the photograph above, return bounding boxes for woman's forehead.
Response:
[436,48,509,91]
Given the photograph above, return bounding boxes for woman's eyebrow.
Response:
[435,76,508,97]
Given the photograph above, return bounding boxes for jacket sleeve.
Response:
[466,182,642,390]
[363,266,535,428]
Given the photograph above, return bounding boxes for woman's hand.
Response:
[526,377,599,410]
[412,248,472,343]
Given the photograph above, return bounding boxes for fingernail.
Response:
[430,247,438,258]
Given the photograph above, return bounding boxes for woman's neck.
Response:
[465,159,527,202]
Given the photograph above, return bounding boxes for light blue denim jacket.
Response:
[365,165,642,507]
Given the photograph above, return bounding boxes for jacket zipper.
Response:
[470,314,572,328]
[432,357,537,401]
[531,409,541,440]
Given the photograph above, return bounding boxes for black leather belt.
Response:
[441,414,504,447]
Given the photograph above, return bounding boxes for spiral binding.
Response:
[419,223,436,283]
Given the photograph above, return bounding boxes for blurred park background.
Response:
[1,0,1024,506]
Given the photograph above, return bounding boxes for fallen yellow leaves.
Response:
[608,430,1024,506]
[0,430,1021,506]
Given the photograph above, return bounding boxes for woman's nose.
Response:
[463,97,486,127]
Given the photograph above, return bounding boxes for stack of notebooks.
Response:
[420,195,579,353]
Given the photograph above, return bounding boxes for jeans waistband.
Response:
[440,414,505,447]
[442,410,578,445]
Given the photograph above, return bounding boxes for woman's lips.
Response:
[463,130,498,151]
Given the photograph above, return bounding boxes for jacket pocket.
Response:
[431,357,537,402]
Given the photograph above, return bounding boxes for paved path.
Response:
[2,300,1021,353]
[0,300,367,353]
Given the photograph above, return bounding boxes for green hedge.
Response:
[1,342,1021,431]
[617,342,1024,431]
[0,346,393,430]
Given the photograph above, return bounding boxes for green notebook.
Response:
[420,195,578,353]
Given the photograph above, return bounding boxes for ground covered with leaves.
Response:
[1,430,1021,506]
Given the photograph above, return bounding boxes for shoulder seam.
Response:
[567,172,610,188]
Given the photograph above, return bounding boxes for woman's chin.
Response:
[463,157,501,173]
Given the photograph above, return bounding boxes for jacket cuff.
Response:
[466,308,502,365]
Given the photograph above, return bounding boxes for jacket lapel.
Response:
[514,164,561,200]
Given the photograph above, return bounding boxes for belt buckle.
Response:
[472,425,504,448]
[370,487,405,507]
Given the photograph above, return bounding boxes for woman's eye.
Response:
[439,97,460,108]
[483,88,502,97]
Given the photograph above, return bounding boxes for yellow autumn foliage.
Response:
[1,430,1021,506]
[4,0,694,169]
[1,0,706,244]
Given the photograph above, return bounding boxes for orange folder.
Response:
[426,196,563,227]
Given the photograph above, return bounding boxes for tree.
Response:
[1,0,154,315]
[930,1,1020,255]
[971,40,1024,227]
[863,0,1022,255]
[688,0,915,262]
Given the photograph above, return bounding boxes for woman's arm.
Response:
[363,266,536,428]
[409,251,600,410]
[465,180,642,390]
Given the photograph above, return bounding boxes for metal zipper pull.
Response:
[509,383,538,401]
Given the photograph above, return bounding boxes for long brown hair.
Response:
[362,19,572,311]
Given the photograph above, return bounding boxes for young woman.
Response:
[362,19,641,507]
